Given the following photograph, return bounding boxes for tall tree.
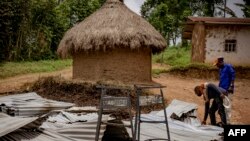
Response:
[59,0,100,26]
[0,0,31,61]
[141,0,191,45]
[190,0,224,16]
[141,0,227,46]
[236,0,250,17]
[0,0,102,62]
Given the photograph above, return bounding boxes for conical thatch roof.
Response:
[57,0,167,57]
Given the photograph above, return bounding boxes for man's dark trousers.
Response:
[209,97,227,125]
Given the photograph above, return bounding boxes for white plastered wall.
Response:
[205,25,250,66]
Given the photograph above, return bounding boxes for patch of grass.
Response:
[0,59,72,79]
[168,63,214,72]
[165,63,218,79]
[152,68,167,76]
[153,46,191,66]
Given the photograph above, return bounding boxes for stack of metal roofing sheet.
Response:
[1,129,77,141]
[40,111,108,141]
[125,99,223,141]
[0,92,108,141]
[0,92,74,117]
[0,110,108,141]
[135,113,223,141]
[0,113,38,137]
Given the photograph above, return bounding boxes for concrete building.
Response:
[183,17,250,66]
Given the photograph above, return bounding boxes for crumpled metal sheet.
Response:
[0,113,38,137]
[0,110,108,141]
[157,99,198,118]
[125,99,223,141]
[0,92,74,117]
[156,99,201,126]
[1,129,77,141]
[138,113,223,141]
[40,111,108,141]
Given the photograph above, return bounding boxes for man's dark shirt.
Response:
[203,83,223,121]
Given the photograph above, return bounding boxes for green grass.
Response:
[0,59,72,79]
[168,63,214,71]
[151,45,213,76]
[153,46,191,66]
[152,68,168,76]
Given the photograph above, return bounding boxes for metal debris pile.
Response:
[0,92,224,141]
[0,92,108,141]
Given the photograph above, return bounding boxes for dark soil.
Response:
[30,76,164,118]
[168,65,250,79]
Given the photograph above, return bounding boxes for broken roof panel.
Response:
[0,92,74,117]
[157,99,197,118]
[40,111,108,141]
[125,99,223,141]
[138,113,223,141]
[0,111,108,141]
[1,129,77,141]
[0,113,38,137]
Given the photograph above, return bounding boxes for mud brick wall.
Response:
[73,48,152,83]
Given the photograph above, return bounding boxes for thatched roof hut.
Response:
[57,0,167,83]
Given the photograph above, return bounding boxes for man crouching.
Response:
[194,83,227,127]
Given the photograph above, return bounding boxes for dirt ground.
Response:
[0,64,249,124]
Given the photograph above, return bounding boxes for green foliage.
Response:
[147,3,173,38]
[152,68,167,76]
[191,0,224,17]
[141,0,192,44]
[168,63,214,71]
[153,45,191,66]
[59,0,101,26]
[0,0,31,61]
[0,0,102,62]
[0,59,72,79]
[141,0,227,45]
[236,0,250,17]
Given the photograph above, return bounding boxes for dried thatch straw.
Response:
[57,0,167,58]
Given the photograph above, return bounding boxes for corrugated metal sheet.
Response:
[156,99,200,126]
[157,99,198,117]
[0,92,108,141]
[1,129,77,141]
[0,110,108,141]
[125,99,223,141]
[40,111,108,141]
[137,113,223,141]
[0,92,74,116]
[0,113,38,137]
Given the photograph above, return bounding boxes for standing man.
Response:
[194,83,227,126]
[214,57,235,93]
[214,57,235,124]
